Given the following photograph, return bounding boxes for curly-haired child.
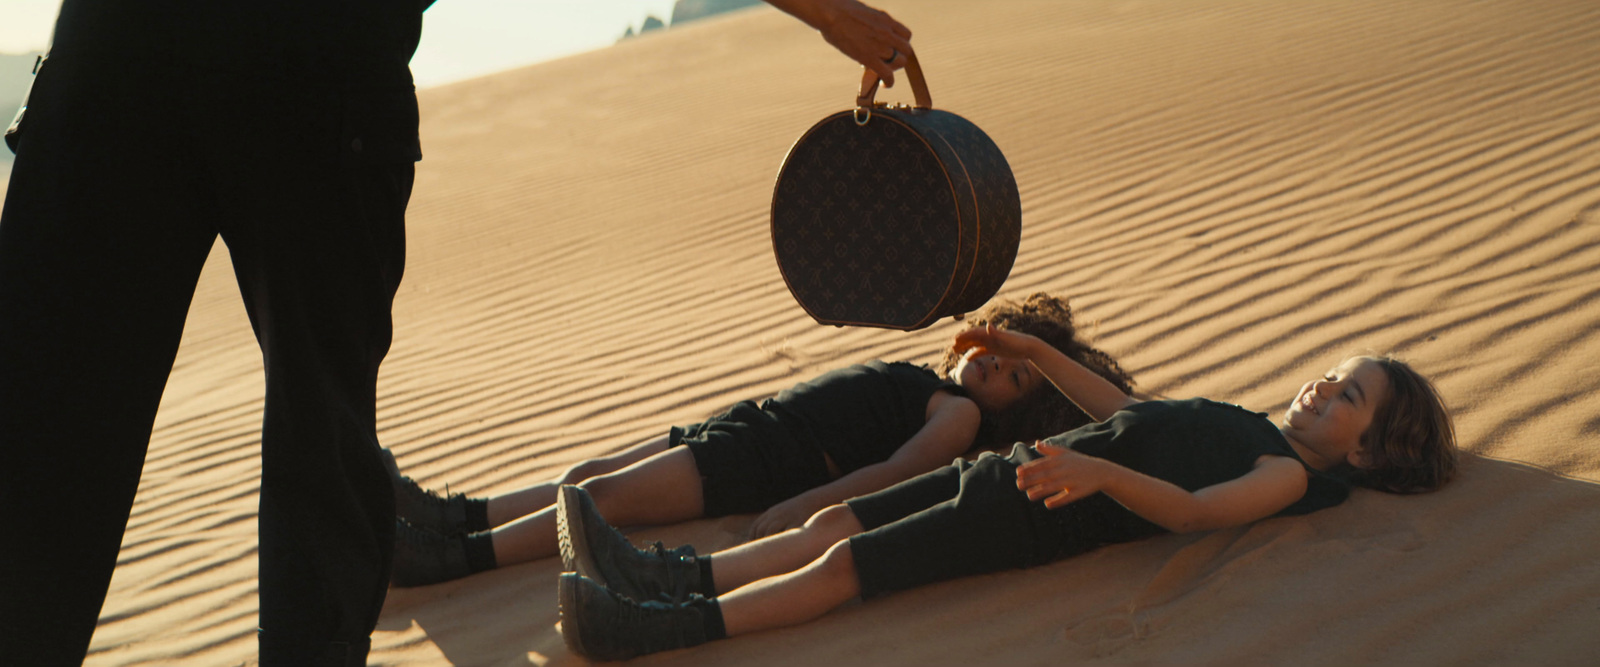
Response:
[387,293,1135,586]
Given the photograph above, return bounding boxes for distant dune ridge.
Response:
[620,0,763,40]
[38,0,1600,664]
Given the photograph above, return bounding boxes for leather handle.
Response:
[856,45,932,109]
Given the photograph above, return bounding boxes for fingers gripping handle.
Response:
[856,45,932,110]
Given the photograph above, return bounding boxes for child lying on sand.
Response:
[554,324,1458,660]
[386,294,1134,586]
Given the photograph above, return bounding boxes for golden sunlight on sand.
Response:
[66,0,1600,664]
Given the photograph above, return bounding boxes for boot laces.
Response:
[399,475,463,508]
[640,541,697,602]
[609,589,700,652]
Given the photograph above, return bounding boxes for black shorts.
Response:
[845,443,1111,598]
[670,400,834,517]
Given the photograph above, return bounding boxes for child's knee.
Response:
[817,540,861,591]
[559,458,612,485]
[804,504,863,537]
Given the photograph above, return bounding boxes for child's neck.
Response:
[1277,428,1341,472]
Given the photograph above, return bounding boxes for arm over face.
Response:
[954,324,1138,422]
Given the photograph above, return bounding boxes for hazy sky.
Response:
[0,0,694,88]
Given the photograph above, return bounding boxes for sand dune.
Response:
[61,0,1600,664]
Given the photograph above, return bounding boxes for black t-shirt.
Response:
[1039,398,1352,544]
[764,361,963,474]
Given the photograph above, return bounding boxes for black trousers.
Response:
[0,50,413,665]
[846,444,1120,599]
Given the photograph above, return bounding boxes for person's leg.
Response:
[484,434,669,527]
[0,57,218,662]
[704,503,863,593]
[210,85,415,665]
[384,434,669,538]
[569,454,969,600]
[847,447,1067,599]
[558,540,865,661]
[382,447,489,536]
[489,445,704,566]
[717,539,862,637]
[716,448,1100,634]
[392,444,707,586]
[561,455,971,607]
[560,450,1071,660]
[610,457,970,620]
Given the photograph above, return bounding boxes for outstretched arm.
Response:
[1016,443,1308,533]
[765,0,914,86]
[955,324,1137,422]
[748,392,979,537]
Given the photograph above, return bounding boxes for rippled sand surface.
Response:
[63,0,1600,663]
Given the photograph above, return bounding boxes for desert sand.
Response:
[39,0,1600,664]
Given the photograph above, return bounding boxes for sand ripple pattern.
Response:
[81,0,1600,664]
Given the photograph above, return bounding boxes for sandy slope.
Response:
[61,0,1600,664]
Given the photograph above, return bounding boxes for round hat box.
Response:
[771,50,1020,330]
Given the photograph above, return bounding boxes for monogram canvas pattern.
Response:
[772,107,1019,330]
[899,110,1021,314]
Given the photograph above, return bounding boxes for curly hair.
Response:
[1348,356,1458,494]
[935,293,1135,451]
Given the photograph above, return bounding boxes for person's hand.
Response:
[1015,441,1115,509]
[749,496,817,538]
[817,0,913,87]
[776,0,913,87]
[952,323,1041,361]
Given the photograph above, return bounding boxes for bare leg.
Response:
[707,504,864,594]
[485,435,669,527]
[489,446,705,566]
[717,540,862,637]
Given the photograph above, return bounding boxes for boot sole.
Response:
[557,485,600,584]
[556,574,593,658]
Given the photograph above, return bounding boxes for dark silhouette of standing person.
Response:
[0,0,912,664]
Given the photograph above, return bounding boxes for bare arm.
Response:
[1016,443,1309,534]
[763,0,914,86]
[749,392,979,537]
[954,324,1137,422]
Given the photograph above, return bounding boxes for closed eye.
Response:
[1014,365,1032,390]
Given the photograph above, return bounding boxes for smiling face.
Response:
[1280,357,1392,471]
[952,350,1043,413]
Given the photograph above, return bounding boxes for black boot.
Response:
[381,447,478,537]
[390,519,472,587]
[557,485,702,603]
[557,573,713,661]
